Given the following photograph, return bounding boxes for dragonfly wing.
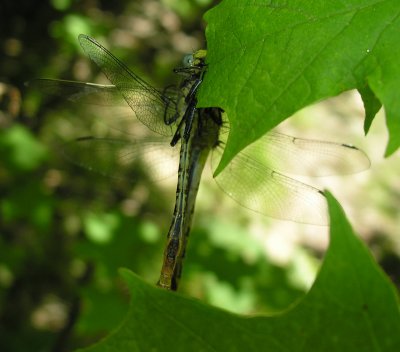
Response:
[211,149,328,225]
[61,136,179,182]
[246,131,370,176]
[29,79,161,138]
[28,79,126,106]
[78,34,176,137]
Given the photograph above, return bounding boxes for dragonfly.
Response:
[29,34,370,291]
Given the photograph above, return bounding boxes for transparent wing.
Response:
[240,131,370,177]
[28,79,126,106]
[28,79,178,139]
[211,148,328,225]
[78,34,177,137]
[211,128,369,225]
[61,136,179,182]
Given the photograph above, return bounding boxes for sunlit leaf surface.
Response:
[198,0,400,172]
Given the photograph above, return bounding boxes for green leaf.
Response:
[0,124,47,171]
[358,83,382,133]
[197,0,400,174]
[76,193,400,352]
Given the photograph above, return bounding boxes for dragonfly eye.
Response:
[182,54,194,67]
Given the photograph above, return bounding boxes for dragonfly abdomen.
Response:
[158,107,221,290]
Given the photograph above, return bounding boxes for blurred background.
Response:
[1,0,399,351]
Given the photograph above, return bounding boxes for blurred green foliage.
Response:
[1,0,399,351]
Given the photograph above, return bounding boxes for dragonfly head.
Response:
[182,50,207,68]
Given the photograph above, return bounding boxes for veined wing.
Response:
[240,131,370,177]
[61,136,179,182]
[211,149,329,225]
[28,79,125,106]
[28,79,177,138]
[211,129,369,225]
[78,34,177,137]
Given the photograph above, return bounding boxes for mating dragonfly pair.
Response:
[31,35,369,290]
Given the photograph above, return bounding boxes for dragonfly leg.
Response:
[182,100,197,141]
[162,84,180,125]
[169,96,198,146]
[170,116,185,146]
[184,77,202,104]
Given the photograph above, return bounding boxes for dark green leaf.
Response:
[358,84,382,133]
[76,192,400,352]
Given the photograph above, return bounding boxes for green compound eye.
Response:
[182,54,194,67]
